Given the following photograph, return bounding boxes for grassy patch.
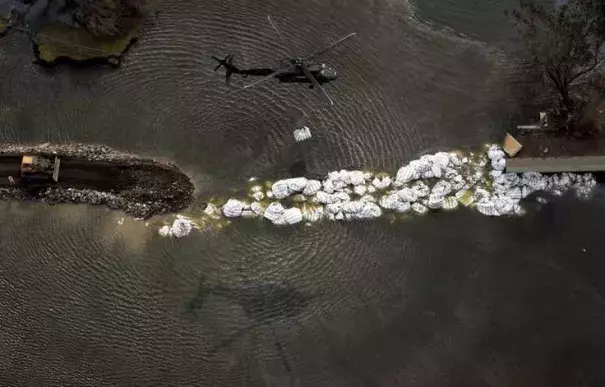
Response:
[0,15,11,35]
[34,20,139,63]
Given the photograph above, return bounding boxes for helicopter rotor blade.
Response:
[267,15,295,58]
[301,65,334,105]
[303,32,357,61]
[243,65,295,89]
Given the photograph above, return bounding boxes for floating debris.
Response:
[159,215,196,238]
[293,126,312,142]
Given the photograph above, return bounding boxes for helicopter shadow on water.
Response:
[185,275,321,385]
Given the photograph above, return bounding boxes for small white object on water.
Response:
[412,203,428,215]
[303,180,321,196]
[204,203,219,216]
[241,210,257,218]
[427,194,444,209]
[442,196,458,210]
[411,181,430,198]
[172,216,195,237]
[397,187,418,202]
[353,185,367,196]
[159,215,195,238]
[262,202,303,225]
[251,191,264,201]
[287,177,308,192]
[159,225,171,237]
[283,208,303,225]
[271,177,308,199]
[372,175,392,190]
[117,217,124,225]
[250,201,265,215]
[249,185,265,201]
[263,202,285,223]
[293,126,312,142]
[271,180,290,199]
[302,205,324,222]
[223,199,246,218]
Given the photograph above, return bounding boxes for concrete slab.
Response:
[506,156,605,173]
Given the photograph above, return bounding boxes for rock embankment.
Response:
[0,142,195,219]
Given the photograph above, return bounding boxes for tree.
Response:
[509,0,604,135]
[67,0,142,37]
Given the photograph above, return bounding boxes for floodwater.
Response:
[1,0,604,386]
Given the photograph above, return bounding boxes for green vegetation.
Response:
[0,15,11,35]
[35,21,139,64]
[68,0,143,37]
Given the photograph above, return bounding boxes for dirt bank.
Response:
[0,143,195,218]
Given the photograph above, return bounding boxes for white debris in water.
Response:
[372,175,392,190]
[442,196,458,210]
[283,207,303,224]
[302,205,324,223]
[303,180,322,196]
[293,126,312,142]
[261,202,303,225]
[272,177,308,199]
[249,185,265,201]
[189,143,599,229]
[159,215,196,238]
[412,202,428,215]
[263,202,285,223]
[223,199,247,218]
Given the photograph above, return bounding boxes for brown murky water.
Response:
[0,0,604,386]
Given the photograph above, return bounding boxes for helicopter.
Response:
[212,15,357,105]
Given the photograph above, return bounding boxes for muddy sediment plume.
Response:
[0,143,195,218]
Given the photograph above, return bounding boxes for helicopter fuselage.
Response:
[235,60,338,84]
[276,59,338,84]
